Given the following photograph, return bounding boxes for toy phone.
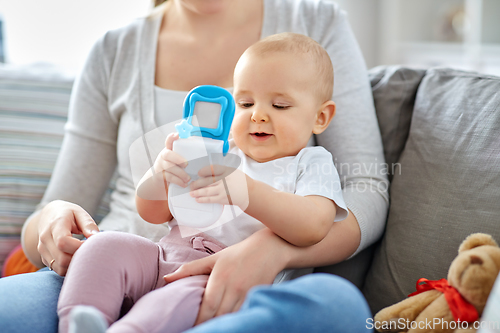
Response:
[168,85,235,228]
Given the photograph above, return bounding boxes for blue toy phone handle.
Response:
[175,85,235,155]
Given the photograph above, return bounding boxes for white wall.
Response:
[2,0,381,71]
[335,0,500,75]
[0,0,151,73]
[1,0,498,75]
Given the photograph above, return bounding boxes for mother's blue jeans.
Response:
[0,268,62,333]
[0,271,372,333]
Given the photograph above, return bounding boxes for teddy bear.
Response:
[373,233,500,333]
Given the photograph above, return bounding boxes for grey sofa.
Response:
[1,64,500,315]
[319,66,500,314]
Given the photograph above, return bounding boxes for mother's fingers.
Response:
[55,235,84,257]
[72,207,100,238]
[47,253,73,276]
[195,271,226,325]
[164,255,217,283]
[37,201,97,276]
[37,238,73,276]
[52,221,84,254]
[40,235,75,274]
[38,243,50,268]
[232,298,245,313]
[212,285,242,319]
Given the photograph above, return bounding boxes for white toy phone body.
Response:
[167,85,235,228]
[168,137,224,228]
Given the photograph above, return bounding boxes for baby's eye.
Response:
[238,102,254,108]
[273,104,289,110]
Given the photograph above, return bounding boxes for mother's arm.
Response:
[21,35,118,275]
[315,2,389,255]
[165,213,360,324]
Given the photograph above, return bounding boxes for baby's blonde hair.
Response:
[246,32,334,102]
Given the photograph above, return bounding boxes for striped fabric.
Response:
[0,64,113,272]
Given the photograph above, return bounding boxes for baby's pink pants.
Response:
[58,226,225,333]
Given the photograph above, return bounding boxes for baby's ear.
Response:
[313,101,336,135]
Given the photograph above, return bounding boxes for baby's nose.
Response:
[251,110,269,123]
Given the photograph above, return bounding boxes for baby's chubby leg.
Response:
[58,231,161,333]
[108,275,209,333]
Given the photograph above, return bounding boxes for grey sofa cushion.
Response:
[313,66,426,289]
[363,68,500,314]
[370,66,426,181]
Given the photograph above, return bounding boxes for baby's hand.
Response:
[189,165,250,210]
[154,133,191,188]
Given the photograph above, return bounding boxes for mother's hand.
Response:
[164,228,290,325]
[37,200,99,276]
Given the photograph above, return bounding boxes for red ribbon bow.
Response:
[408,278,479,322]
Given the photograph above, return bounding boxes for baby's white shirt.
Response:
[168,139,348,247]
[155,86,348,247]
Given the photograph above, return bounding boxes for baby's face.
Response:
[232,51,323,163]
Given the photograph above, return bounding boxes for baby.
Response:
[57,32,348,333]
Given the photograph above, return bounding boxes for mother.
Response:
[0,0,388,332]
